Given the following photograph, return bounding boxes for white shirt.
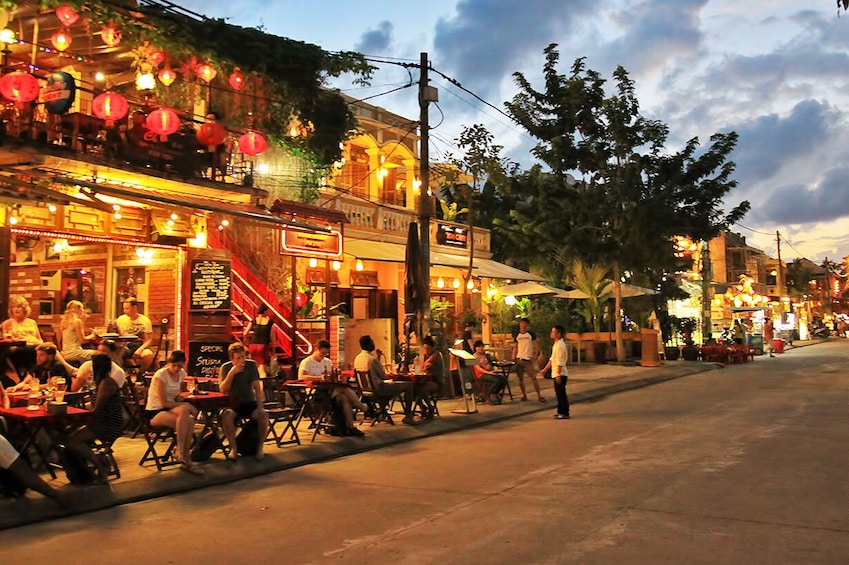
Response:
[550,339,568,377]
[298,355,332,380]
[77,359,126,388]
[514,331,536,361]
[146,366,185,410]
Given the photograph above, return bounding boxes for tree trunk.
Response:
[613,262,625,362]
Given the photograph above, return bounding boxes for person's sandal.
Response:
[539,397,546,402]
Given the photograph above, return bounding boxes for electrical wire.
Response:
[357,81,415,102]
[732,222,774,237]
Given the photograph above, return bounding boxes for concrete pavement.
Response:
[0,339,826,531]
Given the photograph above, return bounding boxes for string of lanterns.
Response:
[0,4,273,156]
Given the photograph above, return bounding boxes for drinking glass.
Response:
[55,377,66,403]
[27,392,40,411]
[186,378,196,395]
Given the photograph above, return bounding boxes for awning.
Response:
[343,239,543,281]
[52,176,329,231]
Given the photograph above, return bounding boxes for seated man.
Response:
[298,340,366,437]
[70,339,126,392]
[219,342,270,460]
[116,298,155,373]
[355,334,416,425]
[11,342,69,391]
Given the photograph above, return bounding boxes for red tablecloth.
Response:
[0,405,92,421]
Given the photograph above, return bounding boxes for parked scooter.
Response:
[811,321,831,339]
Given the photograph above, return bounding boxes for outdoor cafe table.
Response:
[283,379,353,442]
[183,391,230,458]
[0,405,93,478]
[387,373,437,417]
[490,361,515,401]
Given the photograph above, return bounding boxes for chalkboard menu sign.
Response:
[190,259,231,312]
[188,340,230,378]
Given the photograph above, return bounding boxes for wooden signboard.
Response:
[190,258,231,312]
[188,340,230,378]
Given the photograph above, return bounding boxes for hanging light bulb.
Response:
[0,28,15,45]
[467,279,475,290]
[308,258,318,268]
[331,261,341,272]
[452,278,460,289]
[51,29,72,52]
[437,277,445,289]
[157,66,176,87]
[47,204,57,213]
[355,259,364,272]
[135,71,156,91]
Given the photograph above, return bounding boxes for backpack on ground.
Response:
[56,444,95,485]
[190,431,221,462]
[235,419,259,456]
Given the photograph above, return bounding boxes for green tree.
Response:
[504,45,749,361]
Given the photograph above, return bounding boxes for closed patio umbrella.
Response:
[403,222,427,365]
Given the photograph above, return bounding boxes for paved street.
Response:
[3,340,848,564]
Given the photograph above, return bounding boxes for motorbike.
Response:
[811,323,830,339]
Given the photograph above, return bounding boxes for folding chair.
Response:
[264,382,300,447]
[92,438,121,479]
[120,381,144,437]
[138,413,179,471]
[355,370,395,426]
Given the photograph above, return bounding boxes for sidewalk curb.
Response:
[0,361,718,530]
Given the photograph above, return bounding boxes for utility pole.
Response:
[775,230,784,298]
[418,52,436,337]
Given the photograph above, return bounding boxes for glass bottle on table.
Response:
[54,377,66,403]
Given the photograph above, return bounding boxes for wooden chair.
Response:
[120,381,144,437]
[136,385,178,471]
[92,438,120,479]
[354,369,395,426]
[264,381,300,447]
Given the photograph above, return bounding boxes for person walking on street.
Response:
[512,318,545,402]
[763,318,775,357]
[539,325,569,419]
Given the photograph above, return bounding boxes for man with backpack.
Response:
[218,342,269,460]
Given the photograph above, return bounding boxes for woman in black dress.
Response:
[243,304,275,377]
[66,354,124,483]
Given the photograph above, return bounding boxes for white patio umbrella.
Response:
[557,282,656,299]
[497,281,568,297]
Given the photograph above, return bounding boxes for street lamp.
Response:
[0,28,15,68]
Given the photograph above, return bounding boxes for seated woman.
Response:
[417,336,442,419]
[60,300,97,365]
[473,340,507,404]
[1,296,42,347]
[144,350,203,475]
[65,354,124,484]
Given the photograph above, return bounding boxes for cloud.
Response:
[432,0,596,100]
[597,0,709,76]
[355,21,394,54]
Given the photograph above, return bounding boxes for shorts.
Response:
[143,408,168,421]
[233,401,258,419]
[0,435,20,470]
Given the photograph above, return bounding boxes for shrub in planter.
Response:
[664,346,680,361]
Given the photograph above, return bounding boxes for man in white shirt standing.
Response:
[512,318,545,403]
[539,325,570,419]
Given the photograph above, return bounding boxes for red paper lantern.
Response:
[196,121,227,148]
[294,292,308,309]
[51,29,72,52]
[239,131,267,156]
[92,92,128,122]
[55,5,79,26]
[0,71,40,103]
[229,68,244,91]
[148,49,166,67]
[100,24,121,47]
[146,108,180,137]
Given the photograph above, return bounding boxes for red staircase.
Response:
[208,230,312,360]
